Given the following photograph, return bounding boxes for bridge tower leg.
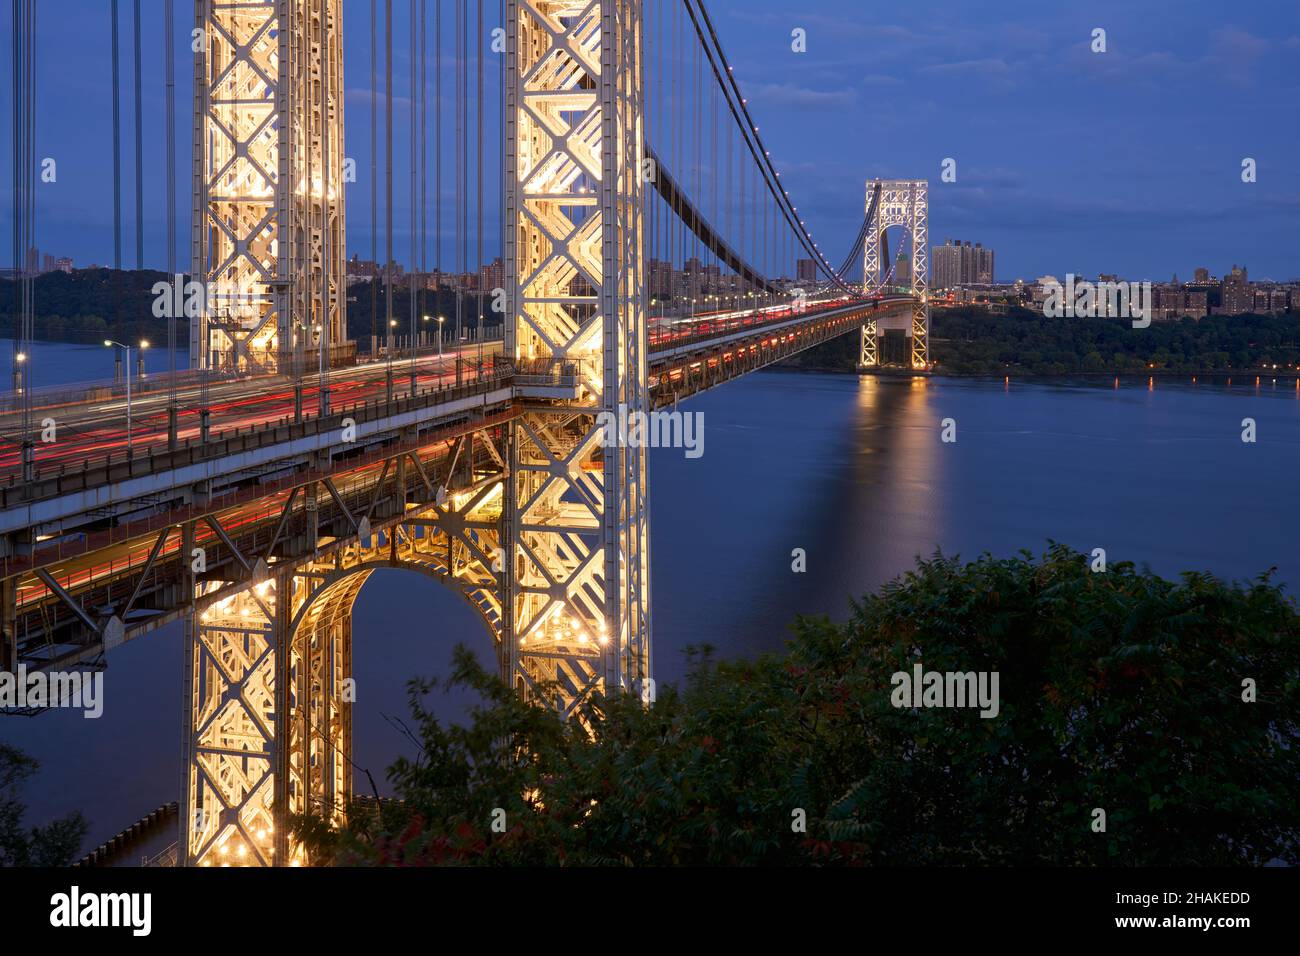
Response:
[908,183,930,370]
[181,569,285,867]
[859,189,881,368]
[181,560,352,867]
[504,0,651,716]
[192,0,346,375]
[859,179,929,371]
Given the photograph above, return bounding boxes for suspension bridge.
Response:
[2,0,928,866]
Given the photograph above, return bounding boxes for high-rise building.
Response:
[932,239,960,289]
[1156,285,1184,320]
[932,238,995,287]
[646,258,673,300]
[975,243,994,284]
[1193,267,1210,284]
[796,258,817,283]
[1221,265,1252,315]
[479,256,505,295]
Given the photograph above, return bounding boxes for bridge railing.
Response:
[648,296,869,353]
[512,357,595,389]
[0,339,502,417]
[0,359,514,541]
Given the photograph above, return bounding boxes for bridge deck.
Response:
[0,296,914,675]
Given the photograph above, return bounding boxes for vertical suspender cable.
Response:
[383,0,393,360]
[500,0,505,346]
[165,0,178,445]
[111,0,122,269]
[19,0,35,477]
[420,0,427,285]
[409,0,418,387]
[673,0,682,318]
[386,0,394,355]
[370,0,378,354]
[691,31,700,313]
[436,0,443,353]
[321,0,332,412]
[476,0,483,367]
[303,0,311,375]
[11,0,21,386]
[133,0,144,269]
[459,0,467,346]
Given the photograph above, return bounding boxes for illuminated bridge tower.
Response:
[183,0,352,868]
[505,0,652,717]
[859,179,929,371]
[192,0,347,374]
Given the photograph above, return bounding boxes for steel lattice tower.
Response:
[504,0,651,716]
[860,179,929,370]
[192,0,346,374]
[183,0,350,868]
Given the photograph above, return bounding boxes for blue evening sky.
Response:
[3,0,1298,282]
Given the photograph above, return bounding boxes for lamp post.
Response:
[387,319,398,400]
[104,339,144,450]
[436,316,445,358]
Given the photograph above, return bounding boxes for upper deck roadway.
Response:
[0,294,913,678]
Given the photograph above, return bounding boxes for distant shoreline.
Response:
[772,363,1300,382]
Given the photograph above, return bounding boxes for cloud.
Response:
[1204,27,1272,87]
[921,58,1012,77]
[743,81,858,110]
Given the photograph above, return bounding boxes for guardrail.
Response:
[0,360,513,511]
[75,802,179,868]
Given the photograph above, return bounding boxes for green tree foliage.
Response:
[0,269,172,345]
[297,546,1300,866]
[0,271,504,354]
[0,743,88,866]
[786,307,1300,376]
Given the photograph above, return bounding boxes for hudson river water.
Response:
[6,345,1300,848]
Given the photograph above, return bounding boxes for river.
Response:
[4,344,1299,849]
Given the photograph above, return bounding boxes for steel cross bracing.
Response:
[505,0,651,717]
[193,0,347,375]
[0,0,930,866]
[860,179,929,370]
[181,431,508,866]
[0,295,913,858]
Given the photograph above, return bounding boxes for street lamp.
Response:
[104,339,144,450]
[436,316,445,358]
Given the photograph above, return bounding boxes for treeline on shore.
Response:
[785,306,1300,376]
[0,269,502,350]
